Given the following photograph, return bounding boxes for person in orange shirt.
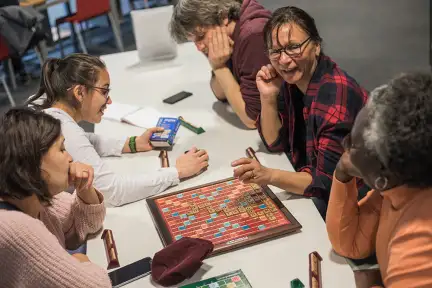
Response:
[326,72,432,288]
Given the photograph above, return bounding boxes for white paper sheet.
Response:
[122,107,176,128]
[102,102,141,122]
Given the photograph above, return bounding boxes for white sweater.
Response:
[44,108,179,206]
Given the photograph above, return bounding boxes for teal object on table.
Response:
[290,278,305,288]
[180,270,252,288]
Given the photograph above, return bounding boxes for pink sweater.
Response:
[0,191,112,288]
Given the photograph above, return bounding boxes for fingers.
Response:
[200,161,209,170]
[147,127,164,134]
[231,157,252,167]
[212,29,218,53]
[187,147,198,154]
[215,27,224,51]
[233,163,255,178]
[75,168,85,190]
[221,26,230,52]
[267,64,278,78]
[69,163,94,191]
[86,167,94,189]
[199,152,209,162]
[239,169,256,182]
[68,163,76,183]
[196,149,207,157]
[256,68,267,81]
[208,31,214,56]
[260,64,277,80]
[228,37,234,47]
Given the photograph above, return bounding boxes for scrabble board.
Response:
[180,269,252,288]
[147,177,301,255]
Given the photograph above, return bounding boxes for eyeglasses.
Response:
[88,85,110,100]
[67,85,111,100]
[268,37,311,60]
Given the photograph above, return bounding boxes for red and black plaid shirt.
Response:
[258,55,368,201]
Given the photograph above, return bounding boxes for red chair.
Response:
[55,0,124,56]
[0,40,16,107]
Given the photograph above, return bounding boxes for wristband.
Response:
[129,136,137,153]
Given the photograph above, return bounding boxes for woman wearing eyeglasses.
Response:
[231,6,368,218]
[28,54,209,207]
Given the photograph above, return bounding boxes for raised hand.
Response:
[68,162,94,192]
[256,64,283,104]
[207,26,234,70]
[335,152,360,183]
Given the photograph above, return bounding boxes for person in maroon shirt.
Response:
[232,6,368,218]
[170,0,271,128]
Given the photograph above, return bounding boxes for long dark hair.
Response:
[0,108,62,203]
[27,53,106,109]
[263,6,322,51]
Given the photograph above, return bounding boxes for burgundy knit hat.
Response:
[151,237,214,286]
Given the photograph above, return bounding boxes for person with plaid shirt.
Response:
[232,6,368,218]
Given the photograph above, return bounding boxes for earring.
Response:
[374,176,388,191]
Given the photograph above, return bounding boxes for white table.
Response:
[87,43,355,287]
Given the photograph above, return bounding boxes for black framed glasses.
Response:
[67,84,111,100]
[88,85,110,99]
[268,37,311,60]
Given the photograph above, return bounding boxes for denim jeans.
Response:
[67,243,87,255]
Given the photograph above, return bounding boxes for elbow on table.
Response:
[242,118,257,129]
[336,247,374,261]
[105,192,127,207]
[327,232,375,260]
[258,132,284,153]
[101,181,128,207]
[264,142,284,153]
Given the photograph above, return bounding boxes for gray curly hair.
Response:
[363,72,432,188]
[170,0,242,43]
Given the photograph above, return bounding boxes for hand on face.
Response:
[335,152,361,183]
[68,162,94,193]
[135,127,164,152]
[207,26,234,70]
[231,158,273,186]
[175,147,209,179]
[256,64,283,104]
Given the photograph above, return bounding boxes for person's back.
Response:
[377,186,432,286]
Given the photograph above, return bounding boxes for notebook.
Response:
[103,102,175,129]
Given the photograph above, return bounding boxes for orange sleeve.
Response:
[326,176,382,259]
[385,208,432,287]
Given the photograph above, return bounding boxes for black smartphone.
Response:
[108,257,152,288]
[163,91,193,104]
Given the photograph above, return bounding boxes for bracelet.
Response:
[129,136,137,153]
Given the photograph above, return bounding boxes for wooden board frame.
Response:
[147,177,302,256]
